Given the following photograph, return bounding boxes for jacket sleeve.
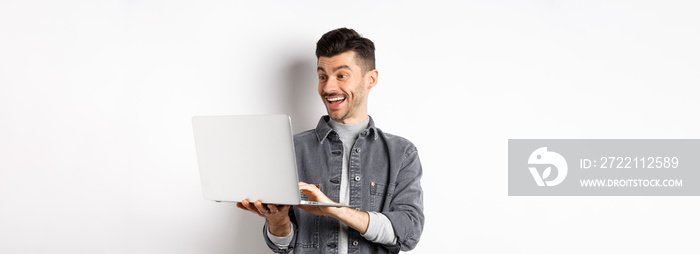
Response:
[382,146,425,251]
[262,209,298,254]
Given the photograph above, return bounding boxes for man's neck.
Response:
[331,113,368,125]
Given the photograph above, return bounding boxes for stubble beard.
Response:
[328,83,367,122]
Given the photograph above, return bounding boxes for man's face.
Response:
[317,51,377,124]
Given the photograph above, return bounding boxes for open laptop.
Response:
[192,114,347,207]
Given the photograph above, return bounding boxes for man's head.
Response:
[316,28,378,124]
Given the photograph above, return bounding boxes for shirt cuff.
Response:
[361,211,398,245]
[266,223,294,249]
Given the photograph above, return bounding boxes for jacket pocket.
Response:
[370,181,395,210]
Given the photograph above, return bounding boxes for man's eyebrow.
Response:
[332,65,351,73]
[317,65,351,73]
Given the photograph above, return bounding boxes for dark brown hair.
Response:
[315,28,376,73]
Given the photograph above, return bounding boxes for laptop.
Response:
[192,114,347,207]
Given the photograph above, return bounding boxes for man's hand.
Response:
[236,199,291,237]
[296,182,369,234]
[296,182,339,216]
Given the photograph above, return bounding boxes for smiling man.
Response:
[237,28,424,254]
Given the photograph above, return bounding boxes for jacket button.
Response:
[355,148,361,153]
[352,241,359,246]
[354,176,361,181]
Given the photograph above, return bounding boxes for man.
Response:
[237,28,424,254]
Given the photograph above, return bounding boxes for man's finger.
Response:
[239,199,252,210]
[298,183,318,193]
[239,200,257,213]
[253,200,268,215]
[298,182,320,189]
[267,204,279,214]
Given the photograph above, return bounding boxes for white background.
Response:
[1,0,699,253]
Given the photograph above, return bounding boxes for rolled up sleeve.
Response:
[383,147,424,251]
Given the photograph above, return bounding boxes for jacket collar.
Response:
[314,115,378,143]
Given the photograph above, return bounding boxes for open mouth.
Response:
[325,96,346,107]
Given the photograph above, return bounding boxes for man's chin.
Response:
[326,111,347,122]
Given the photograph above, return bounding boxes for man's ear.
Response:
[366,69,378,89]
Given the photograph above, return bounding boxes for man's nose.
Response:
[323,78,339,93]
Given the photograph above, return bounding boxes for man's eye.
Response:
[318,76,327,81]
[338,74,347,79]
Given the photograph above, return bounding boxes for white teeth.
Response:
[327,97,345,102]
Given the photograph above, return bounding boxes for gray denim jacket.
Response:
[263,116,424,254]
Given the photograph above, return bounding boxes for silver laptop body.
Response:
[192,114,346,207]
